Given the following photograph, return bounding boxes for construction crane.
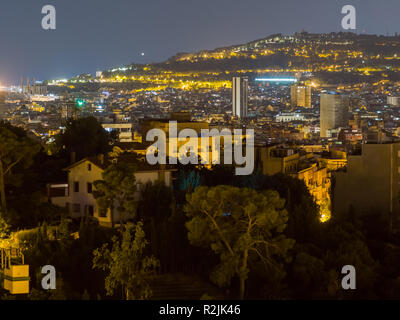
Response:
[0,247,30,294]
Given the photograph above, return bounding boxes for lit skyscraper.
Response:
[232,77,248,118]
[320,92,350,138]
[290,85,311,108]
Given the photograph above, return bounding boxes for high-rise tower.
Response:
[320,92,350,138]
[290,85,311,108]
[232,77,248,118]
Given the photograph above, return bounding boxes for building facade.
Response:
[49,156,174,227]
[320,92,350,138]
[232,77,248,118]
[102,123,133,142]
[387,96,400,107]
[334,142,400,221]
[290,85,311,108]
[259,145,332,222]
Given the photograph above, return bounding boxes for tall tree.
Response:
[55,117,110,161]
[185,185,295,299]
[92,222,160,300]
[0,123,40,215]
[93,162,137,228]
[137,181,173,258]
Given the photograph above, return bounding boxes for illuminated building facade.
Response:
[387,96,400,107]
[260,146,299,175]
[232,76,248,118]
[290,85,311,108]
[102,123,133,142]
[293,163,331,222]
[320,92,350,138]
[259,145,332,221]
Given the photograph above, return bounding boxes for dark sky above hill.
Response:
[1,0,399,83]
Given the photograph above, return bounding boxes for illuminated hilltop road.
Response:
[255,78,298,84]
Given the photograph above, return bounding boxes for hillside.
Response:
[59,31,400,90]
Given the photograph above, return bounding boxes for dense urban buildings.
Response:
[3,24,400,303]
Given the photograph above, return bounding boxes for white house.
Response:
[49,155,175,227]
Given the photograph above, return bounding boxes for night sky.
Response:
[1,0,399,84]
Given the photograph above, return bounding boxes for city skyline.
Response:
[3,0,400,304]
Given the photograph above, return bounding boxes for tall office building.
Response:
[320,92,350,138]
[232,77,248,118]
[290,85,311,108]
